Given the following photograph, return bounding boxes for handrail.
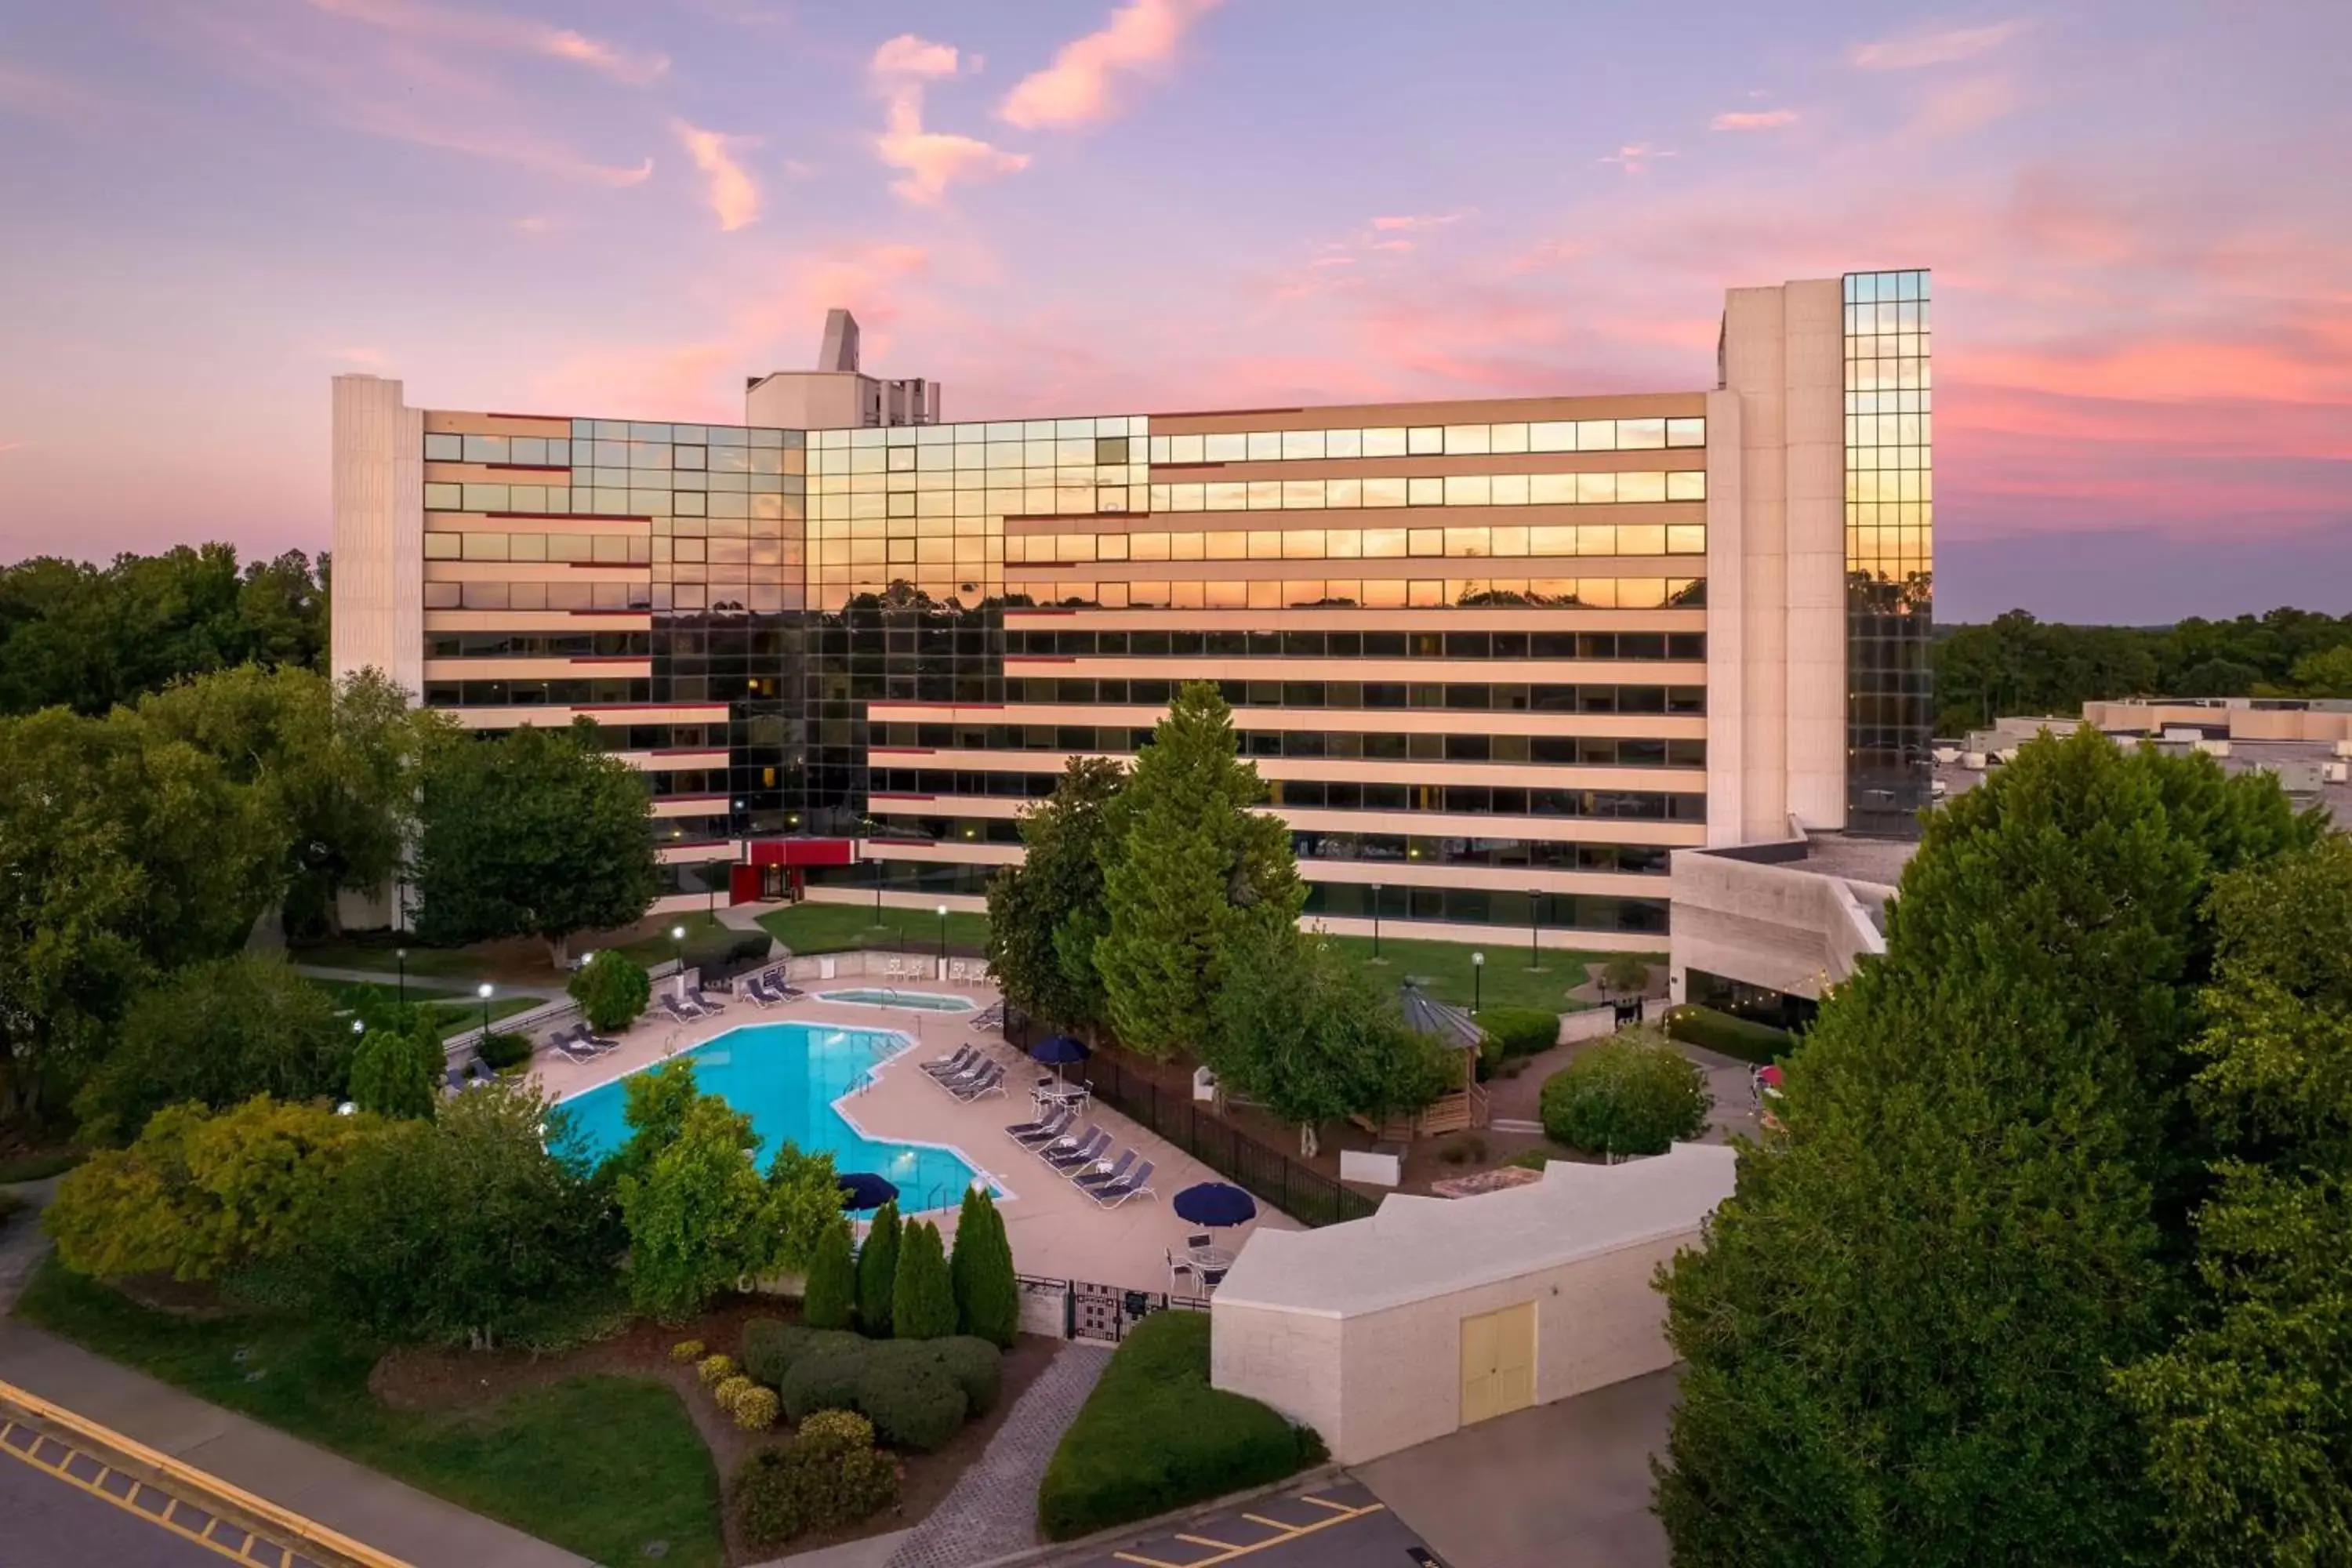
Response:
[0,1377,414,1568]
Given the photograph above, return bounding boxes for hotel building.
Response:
[332,272,1933,953]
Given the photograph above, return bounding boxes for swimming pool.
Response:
[818,989,977,1013]
[557,1023,985,1214]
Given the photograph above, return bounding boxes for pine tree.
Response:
[951,1188,1019,1348]
[856,1200,901,1338]
[802,1218,855,1331]
[891,1219,956,1341]
[1095,681,1304,1060]
[985,756,1123,1033]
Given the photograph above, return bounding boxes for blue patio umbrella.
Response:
[837,1172,900,1211]
[1029,1033,1090,1087]
[1172,1182,1258,1229]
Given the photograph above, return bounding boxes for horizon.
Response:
[0,1,2345,623]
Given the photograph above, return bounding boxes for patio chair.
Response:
[1198,1265,1228,1294]
[949,1063,1006,1102]
[922,1045,979,1080]
[1086,1160,1156,1209]
[1185,1232,1214,1253]
[1004,1105,1074,1148]
[1072,1148,1135,1191]
[1167,1248,1196,1294]
[1043,1127,1111,1173]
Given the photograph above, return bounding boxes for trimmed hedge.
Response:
[922,1336,1004,1418]
[684,930,775,983]
[761,1327,1004,1444]
[735,1429,899,1550]
[1475,1007,1562,1061]
[804,1220,855,1331]
[476,1030,533,1069]
[1538,1033,1712,1157]
[1037,1312,1325,1541]
[742,1319,817,1388]
[779,1341,869,1422]
[1662,1004,1794,1066]
[857,1353,967,1452]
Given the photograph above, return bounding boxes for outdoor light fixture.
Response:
[350,1018,365,1036]
[1370,884,1383,960]
[476,980,494,1040]
[1528,889,1541,968]
[1472,951,1486,1012]
[394,946,407,1005]
[935,903,949,964]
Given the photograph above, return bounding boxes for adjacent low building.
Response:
[1209,1144,1737,1464]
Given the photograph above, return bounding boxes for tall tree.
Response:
[615,1093,771,1320]
[985,755,1124,1033]
[857,1200,902,1337]
[1095,682,1304,1061]
[950,1186,1018,1348]
[347,1013,441,1121]
[1653,729,2316,1567]
[412,717,659,964]
[2115,836,2352,1567]
[891,1219,956,1341]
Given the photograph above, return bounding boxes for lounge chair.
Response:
[656,995,700,1025]
[1005,1106,1074,1148]
[922,1045,979,1080]
[465,1058,499,1088]
[445,1066,466,1094]
[949,1063,1006,1102]
[1085,1160,1155,1208]
[1043,1128,1110,1173]
[1035,1122,1102,1162]
[688,986,727,1014]
[742,975,779,1007]
[1072,1149,1135,1191]
[770,972,807,1000]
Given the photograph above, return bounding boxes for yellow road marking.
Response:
[1178,1534,1240,1549]
[1112,1554,1186,1568]
[1107,1501,1389,1567]
[0,1417,280,1566]
[1297,1493,1357,1512]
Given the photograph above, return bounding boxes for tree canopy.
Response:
[985,755,1124,1034]
[412,717,659,963]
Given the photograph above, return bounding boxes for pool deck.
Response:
[523,977,1301,1294]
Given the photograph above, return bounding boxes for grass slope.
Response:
[15,1259,724,1568]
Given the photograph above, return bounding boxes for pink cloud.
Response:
[1850,20,2026,71]
[1599,143,1675,175]
[303,0,670,84]
[999,0,1225,130]
[672,118,760,230]
[1910,75,2020,138]
[869,34,1029,204]
[1711,109,1798,131]
[1372,211,1471,232]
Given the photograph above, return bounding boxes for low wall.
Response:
[1668,849,1885,1003]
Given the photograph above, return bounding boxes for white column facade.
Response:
[330,374,424,696]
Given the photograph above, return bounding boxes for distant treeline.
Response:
[1933,608,2352,736]
[0,545,327,717]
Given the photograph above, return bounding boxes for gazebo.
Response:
[1363,981,1491,1141]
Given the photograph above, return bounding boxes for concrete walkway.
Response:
[880,1341,1112,1568]
[288,963,568,1000]
[0,1180,586,1567]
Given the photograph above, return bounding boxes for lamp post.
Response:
[1472,951,1485,1012]
[476,982,493,1040]
[394,946,407,1007]
[935,903,949,967]
[1527,888,1541,970]
[1369,884,1383,961]
[671,924,687,994]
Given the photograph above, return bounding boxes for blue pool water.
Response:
[557,1022,985,1214]
[818,989,976,1013]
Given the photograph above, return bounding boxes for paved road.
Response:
[1065,1480,1432,1568]
[0,1417,325,1568]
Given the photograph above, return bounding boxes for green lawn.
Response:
[306,979,543,1040]
[288,939,499,982]
[609,912,732,965]
[0,1149,84,1184]
[15,1258,724,1568]
[754,902,993,956]
[1318,933,1649,1014]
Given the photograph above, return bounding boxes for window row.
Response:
[1010,521,1704,566]
[1148,471,1704,514]
[1148,417,1703,466]
[1006,630,1705,661]
[1008,577,1706,612]
[810,437,1135,476]
[565,419,796,446]
[812,415,1149,448]
[879,720,1703,769]
[424,481,798,516]
[811,486,1145,519]
[869,766,1704,822]
[424,580,648,611]
[426,532,652,564]
[1301,884,1670,935]
[426,631,652,659]
[1004,677,1708,713]
[423,434,802,473]
[1292,833,1671,877]
[423,678,652,706]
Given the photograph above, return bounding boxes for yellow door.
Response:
[1459,1301,1537,1426]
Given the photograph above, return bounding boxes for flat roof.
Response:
[1213,1143,1737,1318]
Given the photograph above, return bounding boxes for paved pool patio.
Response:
[521,974,1301,1293]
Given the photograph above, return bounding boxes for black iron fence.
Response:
[1018,1272,1209,1343]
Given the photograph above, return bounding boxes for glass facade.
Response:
[1843,270,1933,835]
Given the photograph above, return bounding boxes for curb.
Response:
[952,1463,1354,1568]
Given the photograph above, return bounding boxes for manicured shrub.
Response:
[949,1188,1019,1348]
[735,1431,901,1550]
[925,1337,1004,1418]
[857,1354,967,1452]
[670,1338,706,1363]
[1661,1003,1794,1066]
[780,1341,871,1422]
[798,1410,874,1448]
[1600,954,1653,996]
[742,1319,815,1386]
[892,1220,956,1341]
[696,1352,737,1388]
[1037,1312,1324,1541]
[733,1386,780,1432]
[1538,1031,1713,1157]
[568,949,652,1033]
[804,1218,855,1331]
[856,1201,900,1338]
[476,1030,533,1070]
[1475,1007,1561,1061]
[713,1374,756,1415]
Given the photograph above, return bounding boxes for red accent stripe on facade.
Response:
[867,747,935,756]
[482,412,573,424]
[486,512,655,522]
[1004,656,1076,665]
[1148,405,1307,419]
[868,792,938,801]
[485,463,574,473]
[867,702,1007,711]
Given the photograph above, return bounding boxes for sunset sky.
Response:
[0,0,2343,622]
